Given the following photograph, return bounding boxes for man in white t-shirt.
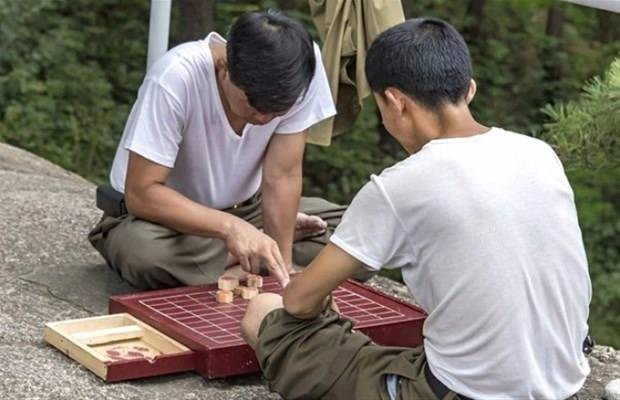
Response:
[88,11,348,289]
[240,18,591,399]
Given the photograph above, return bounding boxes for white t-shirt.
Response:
[110,32,336,209]
[331,128,591,400]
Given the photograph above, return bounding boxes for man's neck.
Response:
[401,105,489,154]
[420,105,488,143]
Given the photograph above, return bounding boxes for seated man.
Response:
[241,18,591,400]
[89,11,347,289]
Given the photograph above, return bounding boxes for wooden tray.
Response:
[43,313,195,382]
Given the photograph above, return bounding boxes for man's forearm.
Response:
[125,182,237,239]
[261,174,302,267]
[285,284,330,319]
[283,243,362,319]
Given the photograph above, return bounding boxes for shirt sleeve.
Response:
[274,43,337,134]
[330,175,411,271]
[122,78,185,168]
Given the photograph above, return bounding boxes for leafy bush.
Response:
[569,168,620,348]
[542,58,620,347]
[0,0,148,183]
[542,59,620,168]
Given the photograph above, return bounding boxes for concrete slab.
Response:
[22,262,134,315]
[0,170,99,283]
[0,279,90,345]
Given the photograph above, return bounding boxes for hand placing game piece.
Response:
[246,274,263,288]
[218,276,239,291]
[240,286,259,300]
[216,290,234,304]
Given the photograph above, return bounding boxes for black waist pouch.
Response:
[96,185,127,218]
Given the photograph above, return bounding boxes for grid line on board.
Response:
[140,291,245,344]
[137,283,406,345]
[331,287,404,321]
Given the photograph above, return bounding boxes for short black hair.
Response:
[227,10,315,114]
[365,18,472,110]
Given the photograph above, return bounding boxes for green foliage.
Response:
[0,0,148,183]
[569,168,620,348]
[542,58,620,168]
[540,59,620,347]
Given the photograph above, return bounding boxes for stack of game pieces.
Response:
[216,276,238,303]
[216,274,264,303]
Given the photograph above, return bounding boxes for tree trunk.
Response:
[467,0,485,21]
[545,6,565,80]
[546,6,564,39]
[176,0,216,44]
[597,9,620,43]
[402,0,417,19]
[543,6,565,101]
[462,0,485,43]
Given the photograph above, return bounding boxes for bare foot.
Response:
[294,212,327,241]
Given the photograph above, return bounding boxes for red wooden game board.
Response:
[109,278,426,378]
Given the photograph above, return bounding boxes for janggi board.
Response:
[44,278,426,382]
[109,278,426,378]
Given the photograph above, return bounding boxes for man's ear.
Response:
[384,87,405,115]
[465,79,477,104]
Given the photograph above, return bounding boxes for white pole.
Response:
[562,0,620,12]
[146,0,172,71]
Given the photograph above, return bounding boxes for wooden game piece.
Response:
[240,286,259,300]
[216,290,234,304]
[234,285,244,296]
[246,274,263,288]
[218,276,239,291]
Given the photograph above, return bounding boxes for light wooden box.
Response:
[43,313,195,382]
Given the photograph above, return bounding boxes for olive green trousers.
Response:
[88,195,347,289]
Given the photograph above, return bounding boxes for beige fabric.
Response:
[308,0,405,145]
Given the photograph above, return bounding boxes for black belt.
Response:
[424,364,473,400]
[225,191,261,211]
[95,185,260,218]
[424,335,594,400]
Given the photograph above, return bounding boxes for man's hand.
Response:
[224,217,289,287]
